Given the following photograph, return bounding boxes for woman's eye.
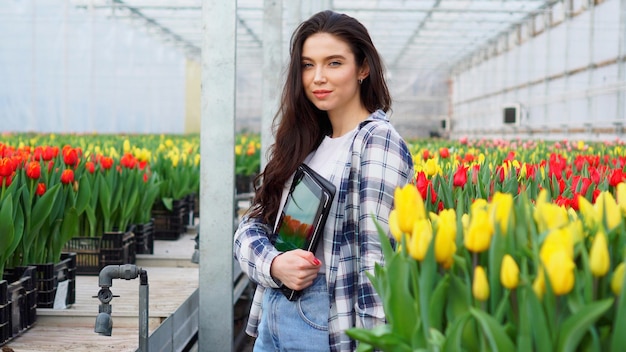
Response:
[329,61,341,66]
[302,62,313,68]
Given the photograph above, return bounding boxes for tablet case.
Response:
[273,163,336,300]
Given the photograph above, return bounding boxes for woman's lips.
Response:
[312,90,331,99]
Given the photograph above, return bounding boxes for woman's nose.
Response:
[313,68,326,84]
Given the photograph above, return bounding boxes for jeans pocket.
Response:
[297,290,328,331]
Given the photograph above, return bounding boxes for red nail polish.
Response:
[313,258,320,265]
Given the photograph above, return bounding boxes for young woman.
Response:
[233,10,414,352]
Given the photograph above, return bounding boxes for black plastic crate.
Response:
[34,262,55,296]
[0,280,6,305]
[152,199,186,240]
[59,253,77,306]
[184,194,196,226]
[0,301,9,346]
[192,193,200,219]
[63,237,101,275]
[134,220,154,254]
[7,274,36,338]
[101,230,136,266]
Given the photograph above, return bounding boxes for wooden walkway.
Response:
[3,233,200,352]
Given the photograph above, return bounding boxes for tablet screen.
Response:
[274,174,325,252]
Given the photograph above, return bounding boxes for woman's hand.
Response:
[270,249,322,290]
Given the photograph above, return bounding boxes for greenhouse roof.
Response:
[70,0,555,96]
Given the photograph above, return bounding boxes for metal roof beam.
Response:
[335,7,548,14]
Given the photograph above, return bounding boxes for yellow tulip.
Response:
[589,230,610,277]
[435,209,457,265]
[472,266,489,301]
[500,254,519,290]
[534,200,569,233]
[540,228,574,265]
[408,219,432,261]
[394,184,426,234]
[490,192,513,234]
[123,139,131,153]
[544,249,576,296]
[464,208,493,253]
[388,210,403,242]
[594,191,622,231]
[611,262,625,296]
[578,195,600,230]
[617,183,626,216]
[470,198,488,215]
[425,158,438,177]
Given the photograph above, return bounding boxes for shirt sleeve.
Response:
[233,215,283,289]
[354,122,414,329]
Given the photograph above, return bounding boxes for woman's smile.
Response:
[312,89,332,99]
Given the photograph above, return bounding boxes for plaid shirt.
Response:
[233,110,414,351]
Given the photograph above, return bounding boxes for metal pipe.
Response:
[139,270,149,352]
[95,265,149,352]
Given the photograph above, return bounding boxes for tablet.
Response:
[273,164,336,301]
[274,163,336,253]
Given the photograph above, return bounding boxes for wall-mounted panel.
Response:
[567,11,591,70]
[593,0,620,63]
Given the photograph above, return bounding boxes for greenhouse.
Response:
[1,0,626,351]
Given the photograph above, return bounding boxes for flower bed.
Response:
[347,137,626,351]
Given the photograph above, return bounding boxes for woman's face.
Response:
[301,32,367,117]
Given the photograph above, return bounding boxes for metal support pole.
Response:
[138,271,149,352]
[261,0,282,170]
[200,0,235,350]
[618,0,626,121]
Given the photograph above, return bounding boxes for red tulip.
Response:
[60,169,74,184]
[36,182,46,196]
[85,161,95,174]
[0,158,13,177]
[63,147,79,167]
[100,156,114,170]
[572,176,592,196]
[25,161,41,180]
[422,149,430,160]
[120,153,137,169]
[439,147,449,159]
[453,164,468,188]
[609,168,625,187]
[415,171,437,204]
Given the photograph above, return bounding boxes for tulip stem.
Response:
[510,289,518,324]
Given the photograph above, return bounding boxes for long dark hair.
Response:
[249,10,391,225]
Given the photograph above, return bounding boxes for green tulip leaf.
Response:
[429,275,450,332]
[556,297,613,352]
[374,217,395,262]
[385,251,419,343]
[74,174,92,215]
[30,183,62,233]
[346,325,412,352]
[469,307,516,351]
[523,283,553,352]
[442,312,470,352]
[611,259,626,352]
[0,196,15,259]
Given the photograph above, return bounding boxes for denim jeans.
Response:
[254,274,329,352]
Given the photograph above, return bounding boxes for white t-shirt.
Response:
[273,128,358,269]
[305,128,358,269]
